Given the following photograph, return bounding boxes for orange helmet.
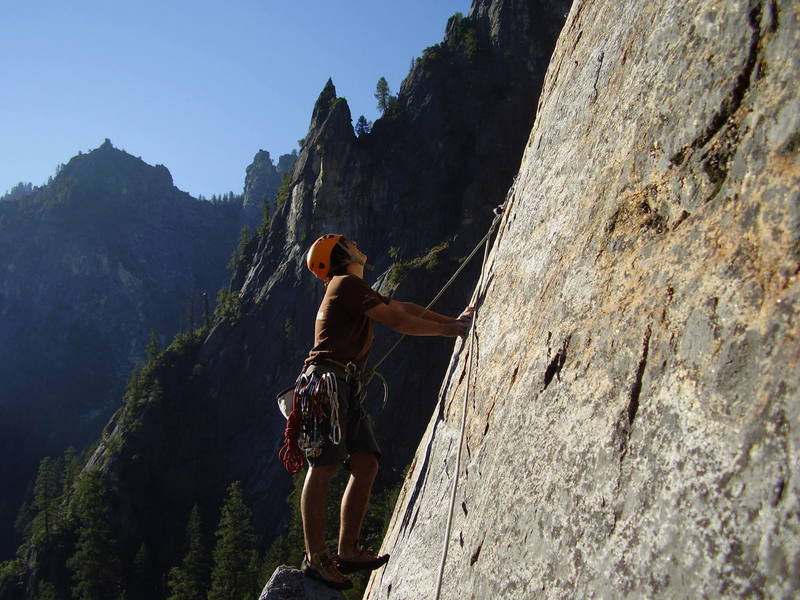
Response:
[306,234,344,281]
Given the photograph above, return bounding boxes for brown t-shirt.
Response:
[305,274,390,369]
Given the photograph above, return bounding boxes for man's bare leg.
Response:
[301,464,349,583]
[338,451,380,559]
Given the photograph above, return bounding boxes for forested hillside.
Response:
[0,141,295,560]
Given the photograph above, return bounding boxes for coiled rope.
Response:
[279,371,343,474]
[279,376,307,474]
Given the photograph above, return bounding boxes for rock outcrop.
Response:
[368,0,798,598]
[242,150,297,228]
[258,567,345,600]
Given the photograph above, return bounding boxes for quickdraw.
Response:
[278,370,342,474]
[319,372,341,446]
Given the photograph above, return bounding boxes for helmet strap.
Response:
[337,241,369,267]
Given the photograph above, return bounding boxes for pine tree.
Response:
[31,456,62,543]
[124,542,162,599]
[245,550,263,599]
[167,505,210,600]
[14,482,35,543]
[208,482,257,600]
[146,329,160,363]
[355,115,372,136]
[374,77,391,113]
[67,470,123,600]
[61,446,81,503]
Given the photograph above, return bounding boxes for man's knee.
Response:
[349,452,379,479]
[305,463,338,490]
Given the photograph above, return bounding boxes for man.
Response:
[299,233,473,589]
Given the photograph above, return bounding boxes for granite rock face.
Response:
[368,0,799,598]
[243,149,281,226]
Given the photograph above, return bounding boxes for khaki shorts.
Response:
[303,363,381,468]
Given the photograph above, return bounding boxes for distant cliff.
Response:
[242,149,297,229]
[0,140,244,557]
[369,0,799,597]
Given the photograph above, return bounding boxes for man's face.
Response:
[345,240,367,264]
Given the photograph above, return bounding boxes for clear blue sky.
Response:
[1,0,470,198]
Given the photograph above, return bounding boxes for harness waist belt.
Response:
[307,359,363,384]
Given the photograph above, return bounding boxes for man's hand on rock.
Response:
[452,306,475,338]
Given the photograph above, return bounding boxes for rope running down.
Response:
[433,210,497,600]
[369,207,505,377]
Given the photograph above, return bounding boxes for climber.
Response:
[298,233,474,590]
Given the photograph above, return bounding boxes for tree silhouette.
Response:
[167,505,210,600]
[146,329,160,363]
[375,77,395,113]
[355,115,373,136]
[31,456,62,543]
[129,543,160,599]
[208,482,258,600]
[67,470,122,600]
[61,447,81,504]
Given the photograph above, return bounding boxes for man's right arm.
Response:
[365,300,468,337]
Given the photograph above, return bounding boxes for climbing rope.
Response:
[433,210,498,600]
[368,205,505,379]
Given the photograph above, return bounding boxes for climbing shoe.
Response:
[301,552,353,590]
[335,546,390,574]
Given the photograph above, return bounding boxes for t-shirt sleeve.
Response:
[337,275,390,315]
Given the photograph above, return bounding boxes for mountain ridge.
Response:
[0,139,249,559]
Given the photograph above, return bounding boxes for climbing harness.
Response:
[433,205,502,600]
[278,370,343,474]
